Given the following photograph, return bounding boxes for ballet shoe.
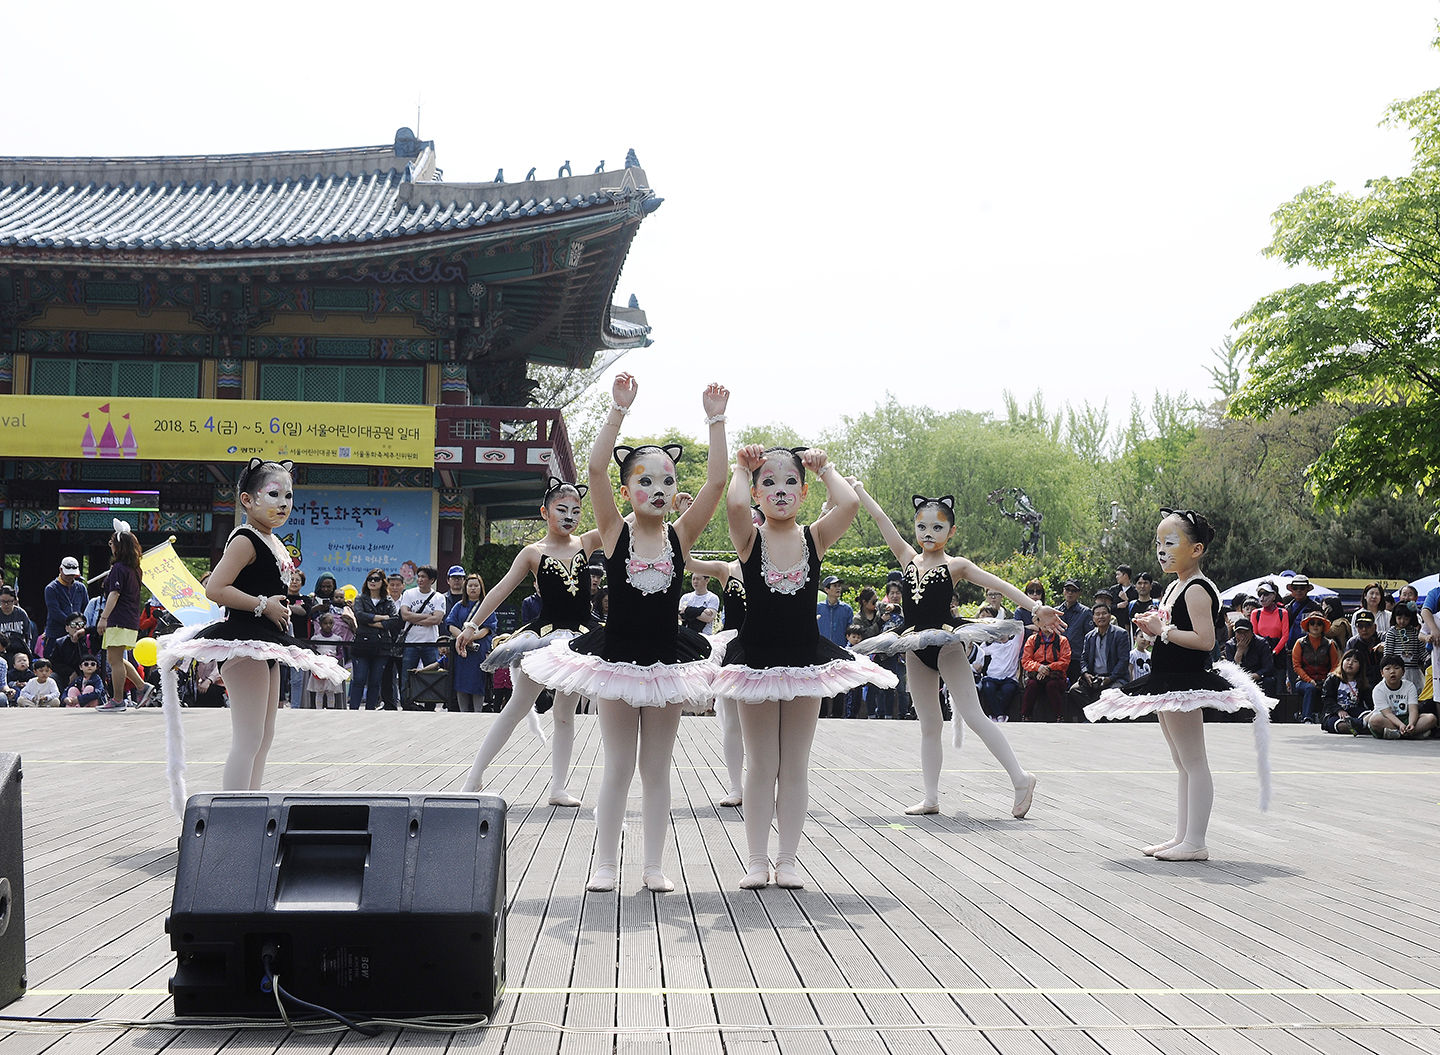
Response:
[1141,839,1181,857]
[1011,774,1037,818]
[642,867,675,893]
[1153,842,1209,861]
[718,792,743,807]
[904,801,939,816]
[586,865,617,892]
[739,868,770,890]
[773,856,804,889]
[547,790,583,807]
[460,778,482,793]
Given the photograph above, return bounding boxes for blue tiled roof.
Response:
[0,132,657,253]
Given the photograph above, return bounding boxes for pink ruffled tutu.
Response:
[712,653,898,704]
[157,621,347,682]
[521,639,717,708]
[1084,660,1275,721]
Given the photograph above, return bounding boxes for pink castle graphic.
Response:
[81,404,137,459]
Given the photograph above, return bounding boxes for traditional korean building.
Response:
[0,129,659,616]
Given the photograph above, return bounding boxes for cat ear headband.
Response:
[911,494,956,511]
[612,444,684,471]
[543,476,589,502]
[112,518,132,536]
[239,457,295,494]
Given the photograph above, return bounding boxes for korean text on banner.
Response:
[140,541,219,628]
[0,395,434,467]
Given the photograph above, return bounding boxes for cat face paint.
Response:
[913,510,956,552]
[751,454,806,520]
[242,471,294,531]
[1154,515,1195,573]
[546,496,583,535]
[621,451,677,517]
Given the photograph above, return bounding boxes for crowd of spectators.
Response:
[5,549,1437,739]
[809,565,1439,738]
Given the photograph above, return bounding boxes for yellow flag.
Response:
[140,540,218,627]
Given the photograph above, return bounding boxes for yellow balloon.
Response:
[343,584,358,602]
[133,637,159,666]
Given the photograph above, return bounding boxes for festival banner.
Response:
[139,539,219,627]
[280,487,436,589]
[0,395,434,467]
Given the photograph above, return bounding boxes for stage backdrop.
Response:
[280,487,436,589]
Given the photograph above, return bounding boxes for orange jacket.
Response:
[1022,632,1070,674]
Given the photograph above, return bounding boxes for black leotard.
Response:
[722,575,746,633]
[723,526,850,670]
[569,522,709,666]
[522,550,597,634]
[902,560,957,671]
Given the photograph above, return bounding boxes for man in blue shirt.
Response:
[1422,585,1440,689]
[44,557,91,657]
[1064,599,1130,720]
[816,576,852,717]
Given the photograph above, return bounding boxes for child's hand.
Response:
[736,444,766,473]
[612,372,638,410]
[701,382,729,419]
[800,448,829,474]
[674,492,694,516]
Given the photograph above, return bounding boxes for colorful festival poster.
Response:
[280,487,436,590]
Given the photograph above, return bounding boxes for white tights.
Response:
[738,696,821,878]
[1156,710,1212,850]
[715,696,745,801]
[904,649,1028,809]
[461,666,579,801]
[591,698,684,888]
[222,658,280,791]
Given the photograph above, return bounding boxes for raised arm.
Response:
[848,477,917,566]
[952,557,1037,615]
[455,546,540,656]
[728,445,764,563]
[674,383,730,552]
[806,450,859,556]
[589,373,637,550]
[686,557,732,582]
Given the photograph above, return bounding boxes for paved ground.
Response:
[0,707,1437,1053]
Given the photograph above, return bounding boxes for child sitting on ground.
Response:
[18,658,62,707]
[1366,655,1431,739]
[65,655,108,708]
[6,652,30,704]
[1320,649,1365,735]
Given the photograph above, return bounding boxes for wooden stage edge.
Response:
[2,708,1438,1055]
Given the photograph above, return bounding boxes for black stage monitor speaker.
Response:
[0,753,25,1011]
[168,793,505,1019]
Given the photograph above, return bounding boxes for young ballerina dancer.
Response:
[851,487,1049,818]
[1085,508,1274,861]
[523,374,730,892]
[454,476,604,806]
[156,459,346,815]
[686,510,760,808]
[710,446,897,890]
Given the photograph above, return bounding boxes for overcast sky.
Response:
[6,2,1438,444]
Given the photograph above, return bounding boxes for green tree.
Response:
[1232,61,1440,530]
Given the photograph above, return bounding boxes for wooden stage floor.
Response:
[1,707,1438,1054]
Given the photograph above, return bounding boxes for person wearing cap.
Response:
[44,556,91,659]
[816,575,853,718]
[1291,611,1339,723]
[1282,575,1321,686]
[1223,617,1275,696]
[1346,609,1385,703]
[1249,580,1290,660]
[1057,579,1093,685]
[444,565,467,613]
